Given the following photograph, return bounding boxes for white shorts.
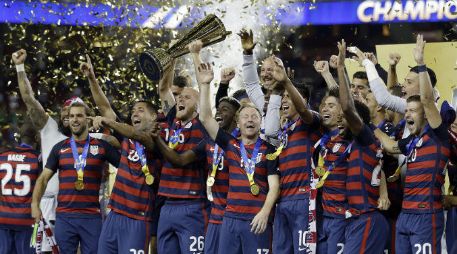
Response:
[40,196,57,252]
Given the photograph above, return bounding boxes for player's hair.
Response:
[352,71,368,81]
[69,102,94,116]
[235,102,262,121]
[219,96,241,111]
[406,94,422,103]
[233,89,249,101]
[409,66,437,87]
[133,100,158,115]
[173,75,190,88]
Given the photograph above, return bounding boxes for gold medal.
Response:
[250,184,260,196]
[266,145,283,160]
[315,167,326,177]
[145,174,154,185]
[207,176,215,187]
[168,141,178,149]
[316,170,330,189]
[74,180,84,191]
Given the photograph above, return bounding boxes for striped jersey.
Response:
[109,138,161,221]
[46,137,120,217]
[398,123,450,213]
[278,115,321,201]
[0,145,41,230]
[205,140,229,224]
[314,132,351,218]
[158,107,207,199]
[215,129,279,221]
[347,125,381,215]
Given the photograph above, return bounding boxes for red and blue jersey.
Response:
[278,115,321,201]
[46,138,120,217]
[205,140,229,224]
[109,138,161,221]
[398,123,450,213]
[215,129,279,221]
[0,145,41,230]
[347,125,381,215]
[158,107,208,199]
[314,132,351,218]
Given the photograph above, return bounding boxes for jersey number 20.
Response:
[0,163,31,196]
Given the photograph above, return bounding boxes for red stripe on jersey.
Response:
[158,118,207,199]
[0,147,40,229]
[108,138,159,221]
[402,133,450,213]
[278,118,320,201]
[206,142,229,224]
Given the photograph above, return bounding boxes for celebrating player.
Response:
[31,102,120,254]
[197,62,280,254]
[0,120,40,254]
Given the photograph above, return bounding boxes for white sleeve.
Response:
[264,94,281,139]
[363,59,406,114]
[242,54,264,111]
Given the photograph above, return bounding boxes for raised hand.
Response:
[413,34,425,65]
[336,39,347,68]
[314,60,330,73]
[388,52,401,66]
[329,55,338,69]
[349,46,367,66]
[237,29,257,54]
[187,40,203,54]
[271,56,288,84]
[365,52,378,65]
[88,116,107,131]
[196,63,214,85]
[220,67,235,84]
[80,54,95,79]
[12,49,27,65]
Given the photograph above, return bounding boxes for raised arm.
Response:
[414,34,442,128]
[314,60,338,90]
[272,60,314,124]
[387,53,401,89]
[12,49,49,129]
[31,168,54,222]
[90,116,154,150]
[238,29,264,111]
[353,48,407,114]
[158,60,176,115]
[215,67,236,108]
[337,40,364,135]
[374,129,401,154]
[80,54,116,121]
[195,62,219,140]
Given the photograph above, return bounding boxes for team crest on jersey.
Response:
[256,153,263,163]
[90,145,99,156]
[332,143,342,153]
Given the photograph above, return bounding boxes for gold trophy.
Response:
[139,14,231,81]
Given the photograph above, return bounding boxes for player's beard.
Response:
[58,120,71,137]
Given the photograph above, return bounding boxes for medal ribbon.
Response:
[239,138,262,187]
[316,142,352,188]
[135,141,152,181]
[210,129,239,178]
[168,122,183,149]
[314,129,341,176]
[266,118,298,160]
[70,136,90,183]
[376,120,386,130]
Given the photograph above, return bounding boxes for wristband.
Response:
[15,64,25,72]
[417,64,427,73]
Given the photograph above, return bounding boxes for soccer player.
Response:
[336,40,389,253]
[375,35,449,254]
[197,62,280,254]
[154,53,209,254]
[263,59,321,253]
[0,120,40,254]
[80,54,161,254]
[31,102,120,254]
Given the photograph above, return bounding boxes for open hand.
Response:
[196,63,214,85]
[237,29,257,54]
[413,34,425,65]
[336,39,347,67]
[250,210,268,234]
